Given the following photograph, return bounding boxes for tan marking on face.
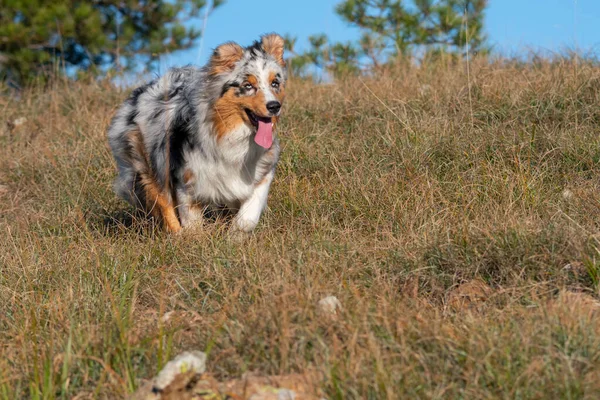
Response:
[212,87,269,140]
[243,90,268,117]
[212,90,246,140]
[246,75,258,87]
[268,71,286,104]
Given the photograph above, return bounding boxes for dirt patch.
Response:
[446,279,493,312]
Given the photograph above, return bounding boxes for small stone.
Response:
[130,354,322,399]
[153,351,207,391]
[160,311,174,323]
[562,189,574,201]
[562,261,587,278]
[419,84,432,96]
[248,388,298,400]
[276,388,298,400]
[317,296,342,315]
[13,117,27,127]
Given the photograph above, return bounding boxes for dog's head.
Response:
[209,34,287,149]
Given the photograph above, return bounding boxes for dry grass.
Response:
[2,57,600,399]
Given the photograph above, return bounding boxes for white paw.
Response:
[227,228,251,243]
[181,218,204,231]
[233,217,258,233]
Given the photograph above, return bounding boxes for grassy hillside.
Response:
[2,58,600,399]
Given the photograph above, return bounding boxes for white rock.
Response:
[160,311,174,323]
[12,117,27,127]
[419,84,432,96]
[277,389,296,400]
[248,388,298,400]
[562,189,574,201]
[153,351,207,391]
[317,296,342,315]
[276,388,297,400]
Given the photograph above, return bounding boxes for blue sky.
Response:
[158,0,600,72]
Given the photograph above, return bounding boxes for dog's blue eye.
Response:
[243,83,253,91]
[271,81,280,89]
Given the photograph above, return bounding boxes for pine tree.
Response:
[287,0,488,77]
[0,0,223,85]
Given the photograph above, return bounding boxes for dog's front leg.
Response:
[233,169,275,232]
[176,187,204,229]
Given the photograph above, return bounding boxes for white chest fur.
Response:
[183,124,278,207]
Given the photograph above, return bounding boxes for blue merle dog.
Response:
[107,34,287,232]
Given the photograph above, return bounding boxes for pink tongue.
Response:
[254,120,273,149]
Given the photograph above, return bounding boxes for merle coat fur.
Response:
[107,34,287,232]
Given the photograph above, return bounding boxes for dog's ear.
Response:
[261,34,285,67]
[209,42,244,75]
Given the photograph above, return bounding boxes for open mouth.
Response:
[245,109,272,129]
[245,109,274,149]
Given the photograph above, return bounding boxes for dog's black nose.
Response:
[266,101,281,115]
